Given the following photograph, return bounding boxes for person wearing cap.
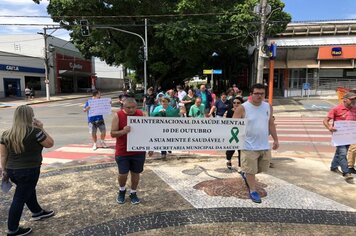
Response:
[323,92,356,181]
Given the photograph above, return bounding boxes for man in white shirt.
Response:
[176,85,187,102]
[233,83,279,203]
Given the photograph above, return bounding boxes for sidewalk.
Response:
[1,95,354,235]
[1,153,355,235]
[0,91,120,108]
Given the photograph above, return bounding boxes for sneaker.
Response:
[117,190,126,204]
[32,210,55,221]
[226,162,232,170]
[240,171,250,190]
[129,192,140,205]
[348,168,356,174]
[343,173,353,180]
[100,140,107,148]
[330,167,342,174]
[92,143,97,150]
[7,227,32,236]
[249,191,262,203]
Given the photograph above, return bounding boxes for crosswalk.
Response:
[42,137,116,166]
[41,117,336,166]
[272,117,335,161]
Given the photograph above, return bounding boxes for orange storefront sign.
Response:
[318,45,356,60]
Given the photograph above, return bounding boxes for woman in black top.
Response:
[1,105,54,236]
[143,87,156,116]
[224,97,244,170]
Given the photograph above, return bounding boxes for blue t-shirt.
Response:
[214,99,230,116]
[84,100,104,123]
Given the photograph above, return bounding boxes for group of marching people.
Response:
[143,83,245,166]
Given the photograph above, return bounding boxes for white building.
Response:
[0,34,124,98]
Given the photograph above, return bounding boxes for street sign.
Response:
[203,69,213,74]
[303,82,311,90]
[203,69,222,75]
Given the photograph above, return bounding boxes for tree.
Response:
[33,0,291,90]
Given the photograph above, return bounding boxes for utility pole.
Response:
[43,28,50,101]
[256,0,268,84]
[144,18,148,94]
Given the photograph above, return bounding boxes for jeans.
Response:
[7,167,43,231]
[331,145,350,174]
[145,104,155,116]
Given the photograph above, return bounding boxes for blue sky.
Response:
[283,0,356,21]
[0,0,356,39]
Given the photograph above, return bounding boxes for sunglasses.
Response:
[233,102,241,104]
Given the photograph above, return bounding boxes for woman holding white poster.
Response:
[224,96,244,170]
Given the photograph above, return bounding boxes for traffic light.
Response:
[138,46,144,61]
[269,43,277,59]
[80,20,90,36]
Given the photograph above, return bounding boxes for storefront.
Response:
[0,35,95,98]
[265,20,356,97]
[0,52,45,98]
[55,53,92,93]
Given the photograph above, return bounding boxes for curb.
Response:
[0,91,120,108]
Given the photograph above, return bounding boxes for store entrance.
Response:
[60,77,74,93]
[3,78,21,97]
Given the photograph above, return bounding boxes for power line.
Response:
[0,12,239,19]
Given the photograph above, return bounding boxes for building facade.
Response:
[263,20,356,97]
[0,34,124,98]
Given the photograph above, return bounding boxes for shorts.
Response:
[88,120,106,134]
[240,150,271,174]
[115,154,146,174]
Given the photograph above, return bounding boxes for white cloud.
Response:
[2,0,46,5]
[0,1,69,38]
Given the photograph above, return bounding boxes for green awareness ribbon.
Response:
[229,127,239,143]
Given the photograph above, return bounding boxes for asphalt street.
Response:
[0,95,116,153]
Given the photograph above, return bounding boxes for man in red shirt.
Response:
[323,92,356,180]
[110,97,146,204]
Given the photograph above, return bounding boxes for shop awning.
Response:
[59,70,92,77]
[287,60,319,68]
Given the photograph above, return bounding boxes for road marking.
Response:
[56,146,115,154]
[277,128,327,131]
[42,158,73,164]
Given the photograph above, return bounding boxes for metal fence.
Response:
[318,78,356,90]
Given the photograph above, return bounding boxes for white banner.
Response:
[127,117,246,151]
[88,98,112,117]
[332,120,356,146]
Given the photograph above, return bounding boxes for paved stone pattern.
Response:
[0,166,192,235]
[128,222,356,236]
[68,208,356,236]
[193,178,267,199]
[151,159,355,211]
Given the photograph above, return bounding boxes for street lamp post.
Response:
[94,20,148,94]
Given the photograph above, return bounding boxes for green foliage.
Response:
[33,0,291,89]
